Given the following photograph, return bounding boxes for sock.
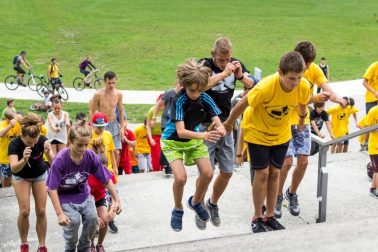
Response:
[208,198,217,207]
[174,207,183,212]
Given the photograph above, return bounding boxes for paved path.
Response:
[0,79,365,104]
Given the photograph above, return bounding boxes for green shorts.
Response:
[161,139,209,166]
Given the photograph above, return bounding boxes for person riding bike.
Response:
[48,58,64,95]
[13,50,32,86]
[79,56,97,86]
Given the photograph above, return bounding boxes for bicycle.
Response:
[72,69,103,91]
[36,76,69,101]
[29,102,52,113]
[4,70,42,91]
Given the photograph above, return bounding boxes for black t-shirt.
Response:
[310,109,329,134]
[199,58,249,122]
[162,89,221,142]
[8,136,48,178]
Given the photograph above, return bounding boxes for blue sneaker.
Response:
[171,209,184,232]
[187,196,210,222]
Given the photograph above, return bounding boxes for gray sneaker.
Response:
[284,188,300,216]
[274,195,283,218]
[370,188,378,198]
[195,214,207,230]
[206,199,221,227]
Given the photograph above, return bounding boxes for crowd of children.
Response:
[1,37,378,251]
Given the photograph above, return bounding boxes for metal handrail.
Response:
[312,123,378,223]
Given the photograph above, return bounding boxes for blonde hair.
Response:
[212,37,232,54]
[68,119,91,144]
[176,59,211,92]
[4,108,15,120]
[89,137,108,166]
[20,113,40,138]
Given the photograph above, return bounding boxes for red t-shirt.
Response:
[88,168,116,202]
[119,129,136,169]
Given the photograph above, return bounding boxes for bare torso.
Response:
[92,89,122,122]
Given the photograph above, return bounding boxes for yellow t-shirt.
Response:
[363,61,378,103]
[0,121,21,164]
[146,106,162,135]
[358,105,378,155]
[133,125,150,154]
[291,63,328,125]
[326,105,359,138]
[244,73,311,146]
[40,125,48,137]
[48,63,59,78]
[90,130,115,173]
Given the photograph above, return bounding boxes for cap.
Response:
[92,112,109,127]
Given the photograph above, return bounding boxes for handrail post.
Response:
[316,144,329,223]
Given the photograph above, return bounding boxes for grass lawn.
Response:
[0,0,377,90]
[0,98,150,124]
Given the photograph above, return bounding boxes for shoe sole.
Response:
[195,215,207,230]
[186,198,210,222]
[370,193,378,199]
[170,226,182,232]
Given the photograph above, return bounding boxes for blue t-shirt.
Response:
[162,89,221,142]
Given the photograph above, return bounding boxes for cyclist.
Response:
[13,50,32,86]
[47,58,64,95]
[79,56,97,85]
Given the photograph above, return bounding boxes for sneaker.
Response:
[264,216,285,231]
[251,217,266,233]
[164,166,172,175]
[20,244,29,252]
[370,188,378,198]
[108,220,118,233]
[195,214,207,230]
[206,199,220,227]
[96,244,105,252]
[187,196,210,222]
[90,243,96,252]
[284,188,300,216]
[37,245,47,252]
[171,208,184,232]
[274,195,283,218]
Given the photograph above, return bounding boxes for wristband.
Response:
[299,113,308,119]
[222,71,229,78]
[236,75,244,81]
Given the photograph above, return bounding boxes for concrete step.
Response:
[0,149,374,251]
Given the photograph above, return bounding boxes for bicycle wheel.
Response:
[36,84,49,98]
[73,77,85,91]
[57,87,69,101]
[4,75,19,90]
[94,78,104,90]
[27,76,42,91]
[29,104,37,111]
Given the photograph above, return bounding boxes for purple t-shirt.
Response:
[46,148,111,204]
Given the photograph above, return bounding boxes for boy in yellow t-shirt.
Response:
[90,112,117,177]
[358,105,378,198]
[277,41,347,220]
[0,109,21,187]
[133,120,152,173]
[224,51,311,233]
[47,58,64,95]
[327,97,359,153]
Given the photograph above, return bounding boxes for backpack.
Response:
[13,55,19,65]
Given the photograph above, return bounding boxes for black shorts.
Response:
[248,141,290,170]
[51,78,62,88]
[95,197,108,208]
[80,68,90,76]
[14,66,25,74]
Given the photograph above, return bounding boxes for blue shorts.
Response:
[286,125,311,157]
[0,164,12,179]
[12,171,47,182]
[106,120,122,150]
[366,101,378,114]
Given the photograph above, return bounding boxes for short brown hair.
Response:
[19,113,40,138]
[7,99,14,106]
[279,51,306,75]
[176,59,211,92]
[314,102,325,109]
[4,108,15,120]
[294,41,316,64]
[212,37,232,55]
